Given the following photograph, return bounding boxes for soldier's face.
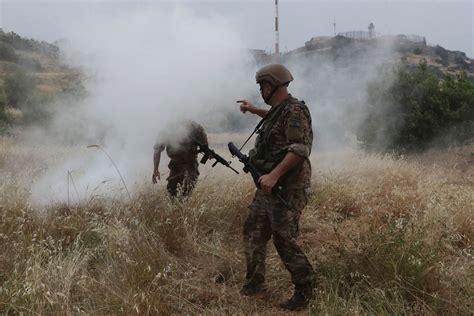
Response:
[259,82,271,101]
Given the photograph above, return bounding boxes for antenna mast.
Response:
[275,0,279,55]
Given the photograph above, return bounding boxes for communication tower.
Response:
[275,0,280,55]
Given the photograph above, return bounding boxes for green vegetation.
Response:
[18,55,43,72]
[2,70,48,125]
[359,60,474,152]
[0,31,85,131]
[0,92,7,132]
[412,47,422,55]
[0,31,55,53]
[0,42,18,62]
[4,70,36,108]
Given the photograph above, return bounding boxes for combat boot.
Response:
[240,282,267,296]
[278,288,313,311]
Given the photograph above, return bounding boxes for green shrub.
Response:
[0,92,6,117]
[358,60,474,152]
[4,70,36,108]
[0,92,8,132]
[2,70,55,125]
[19,56,43,72]
[0,32,34,51]
[21,92,56,125]
[0,42,18,62]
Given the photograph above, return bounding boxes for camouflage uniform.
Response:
[243,94,315,292]
[154,122,208,197]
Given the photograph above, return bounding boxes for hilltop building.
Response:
[337,23,377,40]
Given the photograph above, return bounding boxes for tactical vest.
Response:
[249,95,311,175]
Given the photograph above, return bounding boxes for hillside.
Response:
[0,30,83,128]
[253,34,474,81]
[0,31,81,95]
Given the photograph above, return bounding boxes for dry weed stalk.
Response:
[86,144,131,202]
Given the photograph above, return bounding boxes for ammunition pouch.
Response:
[253,159,278,174]
[250,145,282,174]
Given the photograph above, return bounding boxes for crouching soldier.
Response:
[152,121,208,197]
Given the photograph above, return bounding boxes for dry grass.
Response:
[0,137,472,315]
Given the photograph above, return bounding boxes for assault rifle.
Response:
[196,143,239,174]
[228,142,293,209]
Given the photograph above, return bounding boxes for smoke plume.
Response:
[26,6,398,205]
[28,6,256,205]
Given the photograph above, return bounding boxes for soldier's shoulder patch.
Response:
[286,108,304,142]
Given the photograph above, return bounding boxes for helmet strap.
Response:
[263,81,290,104]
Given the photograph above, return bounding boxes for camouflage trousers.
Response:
[167,165,199,197]
[243,189,315,290]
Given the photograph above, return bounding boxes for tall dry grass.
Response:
[0,138,472,315]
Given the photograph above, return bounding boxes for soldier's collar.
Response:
[265,95,291,119]
[269,94,292,110]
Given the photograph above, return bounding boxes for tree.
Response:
[4,70,36,108]
[0,42,18,62]
[358,60,474,152]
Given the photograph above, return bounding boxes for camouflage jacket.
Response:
[250,94,313,189]
[154,121,208,167]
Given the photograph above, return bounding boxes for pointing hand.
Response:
[237,100,256,114]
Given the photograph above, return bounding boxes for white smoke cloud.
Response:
[29,6,257,205]
[286,38,397,150]
[26,6,399,206]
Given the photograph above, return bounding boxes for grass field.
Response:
[0,136,472,315]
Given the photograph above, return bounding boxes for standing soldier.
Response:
[152,121,208,197]
[237,64,315,310]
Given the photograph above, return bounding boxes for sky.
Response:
[0,0,472,57]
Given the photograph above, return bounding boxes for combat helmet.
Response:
[255,63,294,87]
